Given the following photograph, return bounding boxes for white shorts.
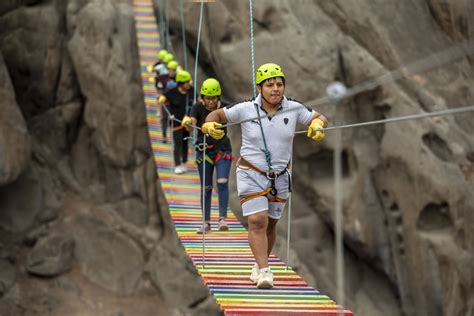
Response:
[236,166,290,219]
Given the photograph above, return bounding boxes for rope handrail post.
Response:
[326,82,348,316]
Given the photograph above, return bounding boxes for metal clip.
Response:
[266,171,277,181]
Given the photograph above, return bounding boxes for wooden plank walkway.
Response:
[133,0,353,314]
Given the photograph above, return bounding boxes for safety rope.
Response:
[249,0,256,97]
[294,105,474,134]
[164,0,174,54]
[254,103,273,173]
[248,0,273,175]
[179,0,189,71]
[285,147,294,271]
[193,2,204,105]
[201,134,207,269]
[332,99,345,315]
[188,0,207,270]
[155,0,166,49]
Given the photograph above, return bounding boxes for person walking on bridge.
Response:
[181,78,233,234]
[158,70,194,174]
[202,63,328,289]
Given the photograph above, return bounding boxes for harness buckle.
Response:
[266,171,277,181]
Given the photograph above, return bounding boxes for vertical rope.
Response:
[201,135,207,269]
[179,0,189,70]
[164,0,175,55]
[333,106,345,315]
[286,147,294,271]
[249,0,256,97]
[193,1,205,104]
[169,115,175,204]
[157,0,165,50]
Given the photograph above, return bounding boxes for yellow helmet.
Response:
[176,70,192,83]
[163,53,174,63]
[158,50,168,60]
[255,63,285,85]
[167,61,179,70]
[200,78,221,96]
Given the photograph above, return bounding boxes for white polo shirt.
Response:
[224,94,315,173]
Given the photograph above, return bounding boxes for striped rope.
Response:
[133,0,353,314]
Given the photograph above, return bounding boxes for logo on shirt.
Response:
[284,118,289,125]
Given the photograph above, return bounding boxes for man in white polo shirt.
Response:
[202,63,328,289]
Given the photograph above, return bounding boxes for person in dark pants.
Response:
[158,70,194,174]
[157,60,179,143]
[182,78,233,233]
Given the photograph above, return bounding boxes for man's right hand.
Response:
[201,122,225,140]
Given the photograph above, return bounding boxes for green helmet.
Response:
[200,78,221,96]
[167,61,179,70]
[176,70,192,83]
[255,63,285,85]
[163,53,174,63]
[158,49,168,60]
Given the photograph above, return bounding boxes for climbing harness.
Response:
[237,156,291,199]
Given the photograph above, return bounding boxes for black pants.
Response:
[173,129,189,166]
[161,108,169,139]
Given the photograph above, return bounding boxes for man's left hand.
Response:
[307,118,325,141]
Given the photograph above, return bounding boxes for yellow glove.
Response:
[157,95,167,104]
[202,122,225,140]
[307,118,325,141]
[181,116,192,127]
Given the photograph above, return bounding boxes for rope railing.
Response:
[294,105,474,134]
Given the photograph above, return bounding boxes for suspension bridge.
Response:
[133,0,474,314]
[133,0,353,314]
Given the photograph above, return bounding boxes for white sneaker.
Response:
[180,163,188,173]
[250,263,260,283]
[174,165,184,174]
[256,267,273,289]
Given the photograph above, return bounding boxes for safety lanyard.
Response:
[253,102,274,175]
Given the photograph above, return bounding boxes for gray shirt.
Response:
[224,94,315,173]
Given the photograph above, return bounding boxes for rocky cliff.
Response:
[0,0,473,316]
[0,0,220,315]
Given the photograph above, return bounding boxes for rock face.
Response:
[0,0,472,316]
[163,1,473,316]
[0,0,220,315]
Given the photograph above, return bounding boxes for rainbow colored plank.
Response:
[133,0,353,314]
